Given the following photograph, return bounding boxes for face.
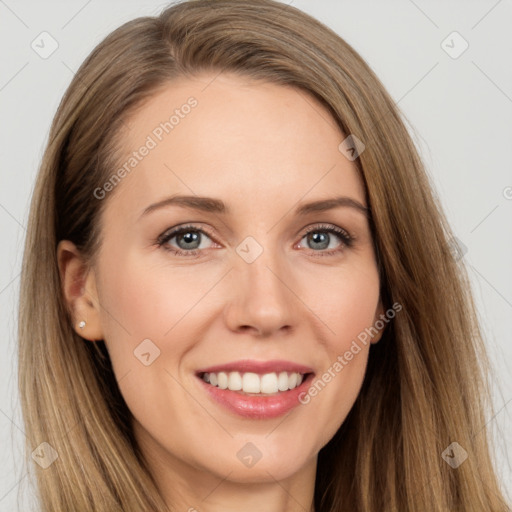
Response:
[71,73,383,490]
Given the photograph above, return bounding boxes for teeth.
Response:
[201,371,306,394]
[260,372,278,394]
[278,371,289,391]
[217,372,228,389]
[243,372,260,393]
[228,371,242,391]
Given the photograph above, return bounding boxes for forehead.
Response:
[104,73,366,221]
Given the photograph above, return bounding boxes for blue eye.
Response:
[157,223,353,258]
[298,224,353,257]
[157,225,214,257]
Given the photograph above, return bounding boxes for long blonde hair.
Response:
[18,0,510,510]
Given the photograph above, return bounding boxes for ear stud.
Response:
[78,321,86,329]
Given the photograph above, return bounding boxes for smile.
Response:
[201,371,306,395]
[195,360,315,419]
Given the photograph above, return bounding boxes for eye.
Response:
[156,223,354,258]
[157,224,215,257]
[297,223,353,257]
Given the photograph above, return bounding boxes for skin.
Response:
[58,73,384,512]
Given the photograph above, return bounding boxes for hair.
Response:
[18,0,510,510]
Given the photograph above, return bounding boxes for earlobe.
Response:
[57,240,104,342]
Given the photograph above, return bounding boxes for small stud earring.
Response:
[78,321,86,329]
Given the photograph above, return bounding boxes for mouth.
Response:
[197,370,314,396]
[194,360,315,419]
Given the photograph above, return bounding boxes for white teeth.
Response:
[242,372,260,393]
[260,373,278,394]
[228,371,242,391]
[217,372,228,389]
[201,371,306,394]
[278,371,289,391]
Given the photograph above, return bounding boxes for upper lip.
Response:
[196,359,315,376]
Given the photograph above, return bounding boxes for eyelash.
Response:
[156,223,354,259]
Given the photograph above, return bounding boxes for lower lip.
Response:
[197,373,314,419]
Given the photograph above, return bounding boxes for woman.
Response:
[18,0,510,510]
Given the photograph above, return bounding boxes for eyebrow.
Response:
[140,194,370,218]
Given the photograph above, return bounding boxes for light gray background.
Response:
[1,0,511,509]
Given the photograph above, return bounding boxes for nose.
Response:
[223,249,298,337]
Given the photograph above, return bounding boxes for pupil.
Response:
[310,232,328,250]
[179,231,200,249]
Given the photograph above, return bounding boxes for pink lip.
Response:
[195,359,314,375]
[195,360,315,419]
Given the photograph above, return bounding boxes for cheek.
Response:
[301,258,381,347]
[93,251,207,432]
[97,251,211,345]
[296,263,379,443]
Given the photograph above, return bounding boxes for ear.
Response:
[370,299,386,344]
[57,240,104,342]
